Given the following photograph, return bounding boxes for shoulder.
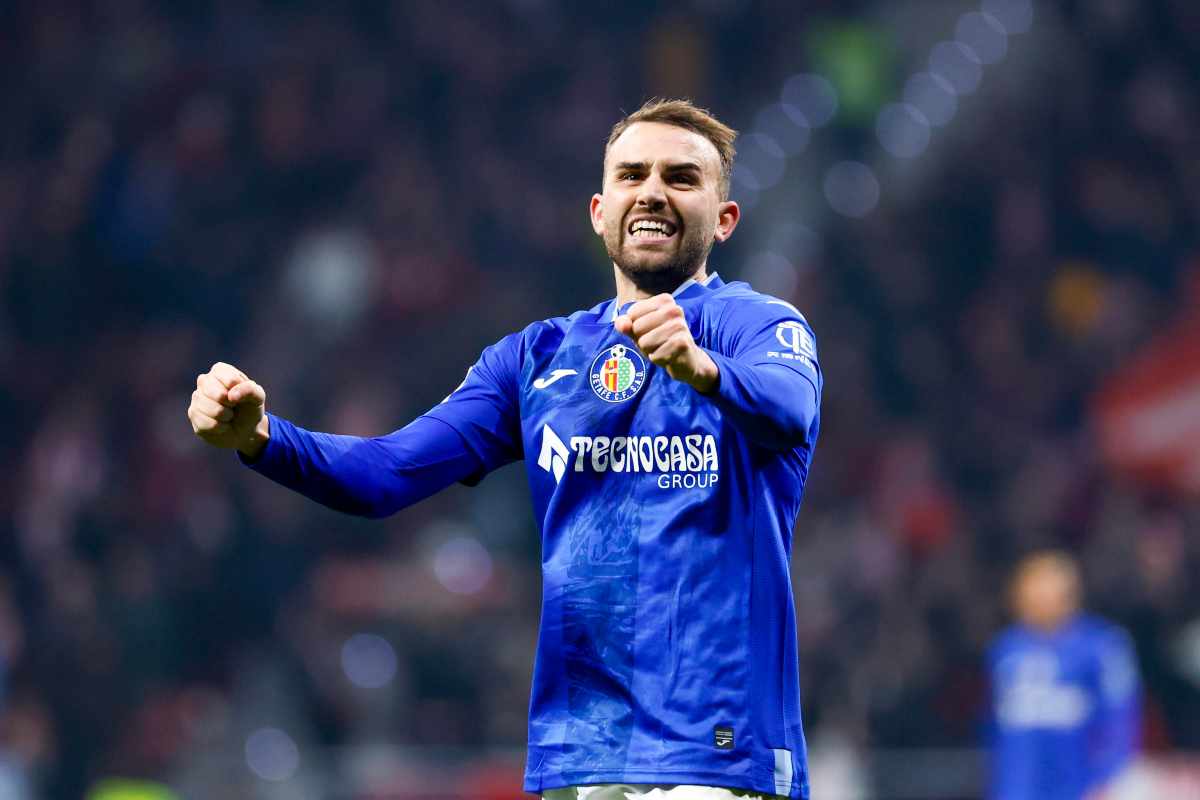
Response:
[703,281,820,371]
[1077,615,1134,652]
[988,626,1028,665]
[705,281,818,354]
[1073,614,1120,638]
[493,300,609,359]
[461,301,607,392]
[520,300,609,339]
[707,280,813,327]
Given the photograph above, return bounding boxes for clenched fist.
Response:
[615,293,719,393]
[188,361,270,459]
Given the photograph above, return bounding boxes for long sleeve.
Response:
[702,296,822,451]
[705,352,818,450]
[238,333,525,518]
[239,413,485,518]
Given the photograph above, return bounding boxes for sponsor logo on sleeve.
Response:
[767,320,817,371]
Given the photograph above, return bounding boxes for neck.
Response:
[1026,610,1078,634]
[613,262,708,306]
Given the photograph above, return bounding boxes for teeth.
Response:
[629,220,674,236]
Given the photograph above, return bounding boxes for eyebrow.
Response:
[612,160,705,175]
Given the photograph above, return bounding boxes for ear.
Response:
[589,193,605,236]
[713,200,740,243]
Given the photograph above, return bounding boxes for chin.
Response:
[617,257,700,295]
[621,252,676,273]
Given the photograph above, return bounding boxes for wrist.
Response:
[238,415,271,461]
[689,349,720,395]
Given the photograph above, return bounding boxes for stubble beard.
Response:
[606,222,713,296]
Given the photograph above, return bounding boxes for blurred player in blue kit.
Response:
[988,552,1141,800]
[187,100,822,799]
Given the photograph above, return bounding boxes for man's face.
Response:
[590,122,739,295]
[1013,559,1080,632]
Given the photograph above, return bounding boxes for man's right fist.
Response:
[188,361,270,459]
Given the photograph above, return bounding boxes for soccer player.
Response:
[987,551,1141,800]
[188,99,822,800]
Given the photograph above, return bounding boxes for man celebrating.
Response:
[188,100,822,800]
[988,552,1141,800]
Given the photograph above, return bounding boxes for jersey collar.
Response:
[608,271,723,323]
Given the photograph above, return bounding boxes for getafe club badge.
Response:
[590,343,646,403]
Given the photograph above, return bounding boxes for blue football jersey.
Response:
[422,274,822,797]
[987,615,1140,800]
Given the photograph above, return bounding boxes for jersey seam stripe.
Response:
[419,413,494,469]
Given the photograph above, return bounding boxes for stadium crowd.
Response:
[1,1,1198,797]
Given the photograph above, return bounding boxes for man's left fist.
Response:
[615,294,719,394]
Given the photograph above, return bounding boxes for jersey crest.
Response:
[590,343,646,402]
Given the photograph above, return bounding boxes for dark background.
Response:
[1,1,1198,797]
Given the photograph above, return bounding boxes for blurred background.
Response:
[2,0,1199,797]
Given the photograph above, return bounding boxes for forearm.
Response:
[703,351,818,450]
[239,413,483,518]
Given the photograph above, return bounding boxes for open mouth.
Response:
[627,217,678,242]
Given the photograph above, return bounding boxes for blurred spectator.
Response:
[986,552,1140,800]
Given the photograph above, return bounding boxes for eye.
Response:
[619,172,639,181]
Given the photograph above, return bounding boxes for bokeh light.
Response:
[876,103,932,158]
[245,728,300,782]
[982,0,1033,35]
[823,161,880,218]
[955,12,1008,65]
[743,251,800,299]
[903,72,959,127]
[766,222,820,266]
[341,634,399,690]
[286,228,376,335]
[735,133,787,191]
[780,73,839,128]
[753,103,811,156]
[730,167,761,211]
[929,41,983,95]
[431,536,493,595]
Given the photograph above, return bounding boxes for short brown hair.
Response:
[604,98,738,200]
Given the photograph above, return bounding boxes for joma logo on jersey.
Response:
[590,344,646,402]
[537,424,719,489]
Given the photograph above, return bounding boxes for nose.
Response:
[636,172,667,210]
